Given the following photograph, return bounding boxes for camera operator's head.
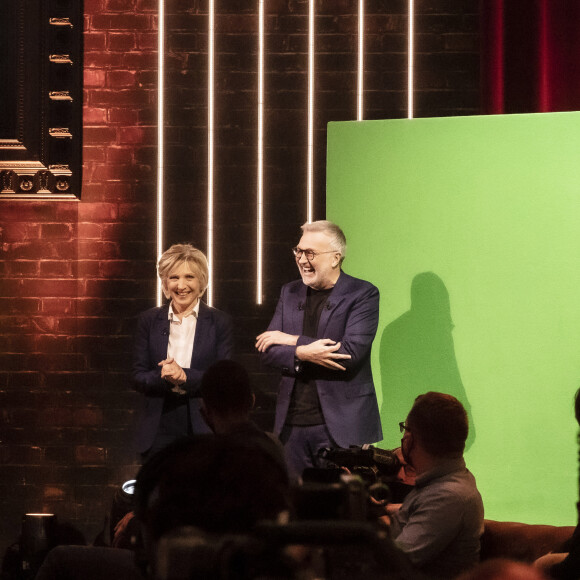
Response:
[401,391,468,474]
[200,359,255,433]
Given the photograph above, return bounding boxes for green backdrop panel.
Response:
[326,112,580,525]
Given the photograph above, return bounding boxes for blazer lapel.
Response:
[190,301,209,367]
[154,306,171,361]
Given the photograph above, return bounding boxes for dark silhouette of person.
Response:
[133,434,291,577]
[380,272,475,450]
[199,359,286,471]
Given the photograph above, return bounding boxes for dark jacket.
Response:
[261,272,383,447]
[132,302,233,453]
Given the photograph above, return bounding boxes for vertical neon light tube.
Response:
[306,0,315,223]
[257,0,264,304]
[408,0,414,119]
[357,0,364,121]
[207,0,215,306]
[156,0,165,306]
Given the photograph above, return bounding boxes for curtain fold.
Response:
[481,0,580,113]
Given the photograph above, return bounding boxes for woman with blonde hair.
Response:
[132,244,233,459]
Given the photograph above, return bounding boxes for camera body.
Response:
[318,445,402,480]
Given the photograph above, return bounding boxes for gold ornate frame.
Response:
[0,0,83,200]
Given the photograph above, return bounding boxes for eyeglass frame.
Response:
[292,246,338,261]
[399,421,410,433]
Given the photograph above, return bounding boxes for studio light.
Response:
[307,0,315,224]
[207,0,216,306]
[408,0,415,119]
[357,0,365,121]
[156,0,166,306]
[257,0,265,304]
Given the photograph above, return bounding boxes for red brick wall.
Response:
[0,0,479,550]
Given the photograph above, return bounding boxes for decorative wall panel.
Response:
[0,0,83,199]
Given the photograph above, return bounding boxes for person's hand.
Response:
[255,330,299,352]
[112,511,135,548]
[295,339,351,370]
[158,358,187,391]
[385,503,402,514]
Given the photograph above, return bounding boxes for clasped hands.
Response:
[158,357,187,394]
[256,331,351,371]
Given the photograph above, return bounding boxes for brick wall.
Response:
[0,0,479,551]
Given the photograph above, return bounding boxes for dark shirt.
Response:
[286,287,333,425]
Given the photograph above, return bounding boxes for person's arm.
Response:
[258,283,378,374]
[295,339,351,370]
[132,311,172,396]
[257,287,303,375]
[256,330,299,352]
[255,286,350,373]
[295,283,379,373]
[258,332,350,371]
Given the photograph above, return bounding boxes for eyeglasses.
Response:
[292,247,337,261]
[399,421,410,433]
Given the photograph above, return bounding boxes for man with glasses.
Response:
[389,392,484,579]
[256,220,382,480]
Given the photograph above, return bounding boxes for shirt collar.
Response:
[415,456,466,488]
[168,300,200,321]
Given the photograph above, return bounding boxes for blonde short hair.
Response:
[157,244,209,299]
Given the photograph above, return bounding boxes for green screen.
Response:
[327,112,580,525]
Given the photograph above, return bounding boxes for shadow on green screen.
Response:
[379,272,475,451]
[327,112,580,524]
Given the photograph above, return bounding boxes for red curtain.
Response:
[481,0,580,113]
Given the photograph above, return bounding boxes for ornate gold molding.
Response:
[0,0,83,200]
[49,17,73,27]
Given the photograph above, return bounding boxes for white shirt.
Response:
[166,300,200,369]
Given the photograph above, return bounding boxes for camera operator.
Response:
[388,392,484,579]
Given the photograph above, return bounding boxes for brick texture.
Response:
[0,0,479,551]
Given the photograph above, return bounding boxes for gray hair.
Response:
[301,220,346,263]
[157,244,209,298]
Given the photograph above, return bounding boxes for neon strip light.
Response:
[207,0,215,306]
[307,0,314,223]
[408,0,414,119]
[257,0,264,304]
[357,0,364,121]
[156,0,165,306]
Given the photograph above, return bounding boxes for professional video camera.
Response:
[318,444,402,480]
[313,445,415,506]
[292,445,403,517]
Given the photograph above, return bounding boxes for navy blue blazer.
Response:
[132,301,234,453]
[261,271,383,448]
